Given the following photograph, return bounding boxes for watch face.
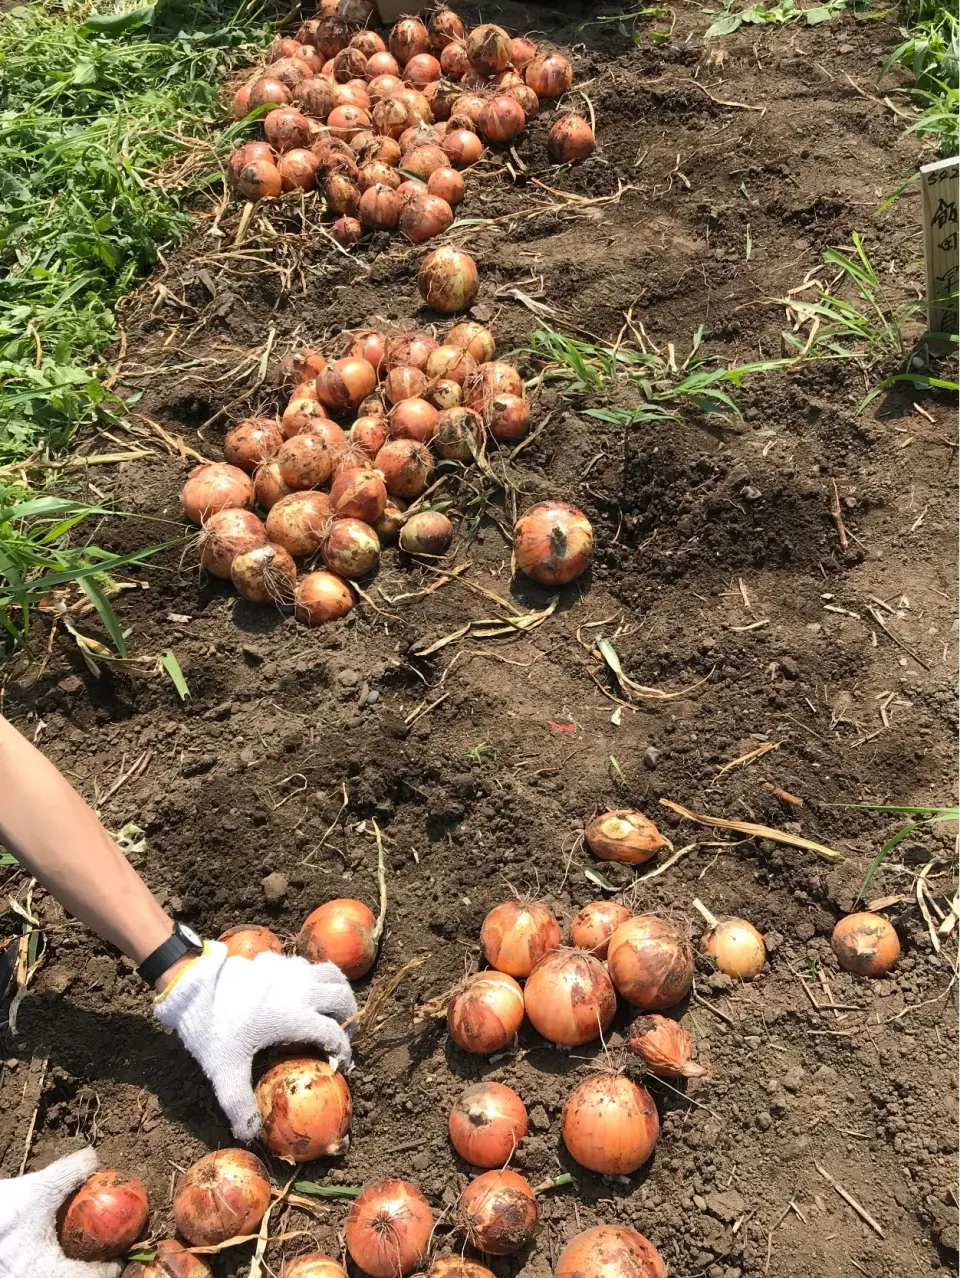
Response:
[178,922,203,949]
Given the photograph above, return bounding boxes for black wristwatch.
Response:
[137,921,204,986]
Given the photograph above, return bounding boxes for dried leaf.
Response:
[659,798,843,862]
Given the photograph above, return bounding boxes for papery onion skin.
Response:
[701,916,767,981]
[396,177,429,207]
[279,148,320,191]
[425,344,476,385]
[419,247,480,313]
[330,466,387,522]
[270,56,312,90]
[324,172,361,217]
[481,900,560,978]
[347,329,387,374]
[60,1171,148,1261]
[389,17,431,66]
[627,1014,709,1079]
[121,1239,212,1278]
[282,397,330,438]
[463,360,522,409]
[224,418,283,472]
[607,915,694,1011]
[173,1150,271,1247]
[458,1170,538,1256]
[399,510,453,555]
[447,321,495,363]
[524,53,573,98]
[230,542,298,606]
[271,37,304,61]
[219,924,283,959]
[351,416,390,457]
[254,460,294,511]
[181,463,255,525]
[375,439,434,498]
[386,330,438,371]
[231,83,252,119]
[555,1226,667,1278]
[322,516,380,578]
[228,142,275,189]
[585,809,669,866]
[465,23,512,75]
[389,397,440,443]
[435,406,480,460]
[345,1181,433,1278]
[279,1255,349,1278]
[427,377,461,410]
[199,508,267,579]
[255,1057,352,1162]
[358,161,402,192]
[297,897,377,977]
[359,182,403,228]
[385,364,427,403]
[503,83,539,121]
[296,571,355,625]
[831,912,900,977]
[513,500,593,586]
[429,7,465,49]
[333,46,367,82]
[282,347,326,387]
[524,949,616,1046]
[562,1074,659,1175]
[569,901,632,959]
[548,114,595,164]
[448,970,524,1054]
[448,1081,528,1168]
[266,491,333,557]
[373,498,407,544]
[402,143,450,183]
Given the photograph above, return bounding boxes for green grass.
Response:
[881,0,958,155]
[845,802,960,903]
[704,0,856,39]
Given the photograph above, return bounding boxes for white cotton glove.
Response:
[0,1148,120,1278]
[154,941,358,1142]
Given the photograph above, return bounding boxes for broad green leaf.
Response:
[160,650,190,700]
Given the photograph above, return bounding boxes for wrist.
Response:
[154,955,196,993]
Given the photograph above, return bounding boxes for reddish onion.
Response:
[389,17,430,66]
[199,508,266,579]
[463,360,522,410]
[562,1073,659,1174]
[330,466,387,522]
[282,347,326,386]
[425,344,476,384]
[279,1257,348,1278]
[435,406,479,459]
[223,418,283,471]
[586,809,668,865]
[427,166,465,205]
[333,46,367,82]
[399,509,453,554]
[510,36,538,69]
[448,970,524,1054]
[448,321,495,362]
[429,7,465,49]
[556,1227,667,1278]
[385,365,427,403]
[399,121,443,153]
[121,1239,212,1278]
[235,160,283,200]
[230,542,297,605]
[831,911,900,977]
[219,924,283,959]
[248,77,291,110]
[525,949,616,1045]
[265,106,311,153]
[442,128,483,168]
[298,897,377,977]
[332,214,362,246]
[256,1057,352,1162]
[405,52,442,87]
[351,415,389,456]
[59,1170,148,1261]
[514,500,593,585]
[277,433,335,490]
[181,463,254,524]
[327,103,371,141]
[548,114,595,164]
[389,397,440,443]
[627,1014,709,1079]
[419,246,479,312]
[423,78,459,119]
[449,1081,528,1168]
[254,460,293,511]
[486,393,529,441]
[297,77,336,117]
[503,83,539,120]
[313,14,348,59]
[344,332,385,377]
[396,177,429,206]
[228,142,275,189]
[279,148,320,190]
[345,1182,432,1278]
[373,497,407,543]
[282,399,332,439]
[351,30,387,56]
[400,193,453,243]
[296,571,354,625]
[375,439,434,498]
[386,330,438,370]
[358,161,401,191]
[525,53,573,98]
[271,36,304,61]
[607,915,695,1010]
[324,172,361,216]
[359,182,402,228]
[570,901,632,959]
[173,1151,271,1246]
[402,143,449,181]
[317,356,377,410]
[322,517,380,577]
[440,41,471,80]
[481,900,561,978]
[367,69,403,100]
[296,48,325,76]
[230,83,252,119]
[266,491,333,557]
[359,135,402,167]
[269,56,312,91]
[477,95,525,144]
[465,23,512,75]
[458,1170,538,1255]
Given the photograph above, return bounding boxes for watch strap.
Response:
[138,928,202,985]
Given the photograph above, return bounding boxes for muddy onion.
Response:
[332,215,362,246]
[173,1151,271,1246]
[525,53,573,98]
[297,77,336,117]
[235,160,283,200]
[477,95,525,144]
[313,15,348,59]
[219,924,283,959]
[266,491,333,557]
[556,1228,666,1278]
[448,321,495,363]
[324,172,361,217]
[510,36,538,69]
[328,104,371,141]
[513,500,593,585]
[429,7,465,48]
[386,364,427,403]
[346,330,387,374]
[358,160,400,192]
[317,356,377,410]
[426,345,476,386]
[419,247,479,313]
[627,1014,708,1079]
[375,439,433,498]
[607,915,694,1010]
[333,46,367,82]
[486,394,529,442]
[256,1057,352,1162]
[298,897,377,977]
[199,508,266,579]
[435,407,479,459]
[265,107,311,153]
[448,970,524,1053]
[270,56,312,91]
[586,809,668,865]
[390,397,440,443]
[481,900,560,978]
[283,347,326,386]
[345,1181,433,1278]
[223,418,283,471]
[428,378,461,410]
[255,460,293,511]
[458,1170,537,1255]
[570,901,632,959]
[465,23,511,75]
[562,1074,658,1174]
[831,911,900,977]
[322,517,380,577]
[296,571,354,625]
[352,29,386,56]
[181,463,254,524]
[700,914,766,981]
[399,510,453,555]
[449,1081,528,1168]
[249,77,291,110]
[440,41,471,80]
[279,1257,348,1278]
[271,36,304,61]
[504,83,539,121]
[389,17,430,66]
[330,467,387,522]
[442,128,483,168]
[548,114,595,164]
[359,183,403,229]
[228,141,275,188]
[276,434,334,489]
[282,399,333,438]
[230,542,297,606]
[524,949,616,1046]
[279,148,320,190]
[59,1170,148,1261]
[387,330,438,371]
[122,1239,213,1278]
[464,360,522,409]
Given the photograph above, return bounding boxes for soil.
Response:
[1,3,958,1276]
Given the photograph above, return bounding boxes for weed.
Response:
[704,0,855,39]
[881,0,958,154]
[465,742,496,765]
[845,803,960,904]
[578,5,676,44]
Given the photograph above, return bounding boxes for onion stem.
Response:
[691,897,719,929]
[532,1172,574,1194]
[294,1181,363,1198]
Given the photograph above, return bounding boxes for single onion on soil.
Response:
[524,53,573,98]
[389,17,431,66]
[477,95,525,144]
[219,924,283,959]
[448,321,495,363]
[548,114,595,164]
[448,971,524,1054]
[698,906,766,981]
[330,467,387,522]
[569,901,632,959]
[831,911,900,977]
[351,415,389,457]
[121,1239,212,1278]
[607,915,694,1010]
[627,1014,709,1079]
[266,491,333,557]
[322,517,380,577]
[486,393,529,442]
[524,949,616,1046]
[296,571,354,625]
[345,1181,433,1278]
[399,510,453,555]
[332,215,362,247]
[256,1058,352,1162]
[373,498,407,543]
[555,1227,667,1278]
[562,1074,659,1175]
[435,406,480,460]
[465,23,512,75]
[386,330,438,370]
[181,463,255,524]
[513,500,592,585]
[449,1081,528,1168]
[389,397,440,443]
[297,898,377,977]
[223,418,283,471]
[419,247,479,313]
[173,1151,271,1246]
[279,1256,348,1278]
[59,1171,148,1261]
[442,128,483,168]
[585,809,669,865]
[230,542,297,606]
[385,364,427,403]
[458,1170,538,1255]
[481,900,560,978]
[375,439,433,498]
[199,508,266,579]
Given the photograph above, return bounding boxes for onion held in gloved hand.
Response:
[59,1169,148,1260]
[173,1150,271,1246]
[513,501,593,586]
[256,1057,352,1162]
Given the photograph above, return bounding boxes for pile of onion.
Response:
[297,897,378,978]
[345,1180,433,1278]
[449,1081,528,1167]
[524,948,616,1046]
[255,1057,352,1161]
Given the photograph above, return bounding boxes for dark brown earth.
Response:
[1,2,958,1276]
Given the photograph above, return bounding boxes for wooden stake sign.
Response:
[920,154,960,344]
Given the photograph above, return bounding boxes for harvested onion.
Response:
[389,17,430,65]
[428,377,461,410]
[514,500,593,585]
[426,344,476,385]
[503,83,539,121]
[627,1014,709,1079]
[279,148,320,191]
[297,897,377,978]
[510,36,538,69]
[831,911,900,977]
[254,460,293,511]
[199,508,266,580]
[345,1181,433,1278]
[405,52,441,86]
[386,330,438,371]
[59,1170,148,1261]
[223,418,283,472]
[256,1057,352,1162]
[390,397,439,443]
[277,433,335,490]
[248,77,291,110]
[458,1170,537,1255]
[399,510,453,555]
[524,949,616,1046]
[555,1227,666,1278]
[569,901,632,958]
[435,406,480,460]
[332,215,362,247]
[448,970,524,1054]
[330,467,387,522]
[280,1257,348,1278]
[386,364,427,403]
[231,542,297,606]
[219,924,283,959]
[585,809,668,866]
[442,128,483,168]
[465,23,512,75]
[548,114,595,164]
[427,166,465,205]
[429,7,465,48]
[351,416,389,457]
[463,360,522,410]
[448,321,495,363]
[481,900,560,979]
[266,491,332,557]
[296,571,354,625]
[562,1074,659,1174]
[122,1239,212,1278]
[359,182,402,229]
[400,193,453,243]
[375,439,433,498]
[477,95,525,144]
[265,106,311,153]
[322,517,380,577]
[607,915,694,1010]
[524,53,573,98]
[173,1151,270,1247]
[449,1081,528,1168]
[317,356,377,411]
[419,247,479,313]
[347,329,387,373]
[486,393,528,442]
[181,463,254,524]
[697,903,766,981]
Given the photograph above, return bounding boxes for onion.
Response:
[266,491,333,557]
[351,30,387,56]
[569,901,632,959]
[277,433,335,490]
[173,1150,271,1246]
[402,144,449,182]
[59,1170,148,1261]
[556,1228,666,1278]
[296,48,325,76]
[458,1170,537,1255]
[236,160,283,200]
[317,356,377,410]
[831,911,900,977]
[296,17,321,45]
[399,121,443,154]
[503,83,539,121]
[298,897,377,976]
[228,142,275,188]
[337,0,376,24]
[495,69,524,87]
[698,906,766,981]
[399,510,453,555]
[360,394,386,416]
[372,97,409,138]
[460,70,489,90]
[324,171,361,216]
[389,17,430,66]
[427,378,461,410]
[345,330,386,375]
[282,398,334,438]
[586,809,668,865]
[322,517,380,577]
[351,415,389,457]
[332,215,362,247]
[280,1256,348,1278]
[465,23,512,75]
[481,900,560,978]
[627,1014,709,1079]
[327,103,371,141]
[314,14,348,59]
[282,347,326,387]
[199,508,266,579]
[271,36,304,61]
[401,193,453,243]
[359,182,402,228]
[389,397,440,443]
[404,53,442,87]
[429,7,465,49]
[486,393,529,442]
[548,114,595,164]
[345,1185,433,1278]
[463,360,522,409]
[374,498,407,543]
[442,128,483,168]
[330,466,387,522]
[423,78,459,120]
[447,321,495,363]
[333,46,367,82]
[448,970,524,1053]
[256,1057,352,1162]
[359,137,402,170]
[419,247,479,313]
[296,571,355,625]
[248,76,291,110]
[367,68,403,99]
[386,364,427,403]
[297,77,336,118]
[514,500,593,585]
[435,406,480,460]
[181,463,254,525]
[386,330,437,371]
[230,542,297,605]
[427,166,465,205]
[219,924,283,959]
[607,915,694,1010]
[365,48,401,78]
[231,83,252,119]
[223,418,283,472]
[255,460,293,511]
[477,95,525,144]
[396,177,429,206]
[121,1239,212,1278]
[358,161,401,192]
[425,345,477,383]
[375,439,433,498]
[562,1073,659,1174]
[270,56,312,91]
[510,36,538,68]
[279,148,320,190]
[525,53,573,98]
[265,106,311,153]
[440,41,471,80]
[449,1081,527,1168]
[524,948,616,1045]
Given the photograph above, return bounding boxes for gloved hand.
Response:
[154,941,358,1142]
[0,1148,120,1278]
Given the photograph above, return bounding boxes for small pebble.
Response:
[757,1112,773,1131]
[643,745,660,770]
[262,871,289,904]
